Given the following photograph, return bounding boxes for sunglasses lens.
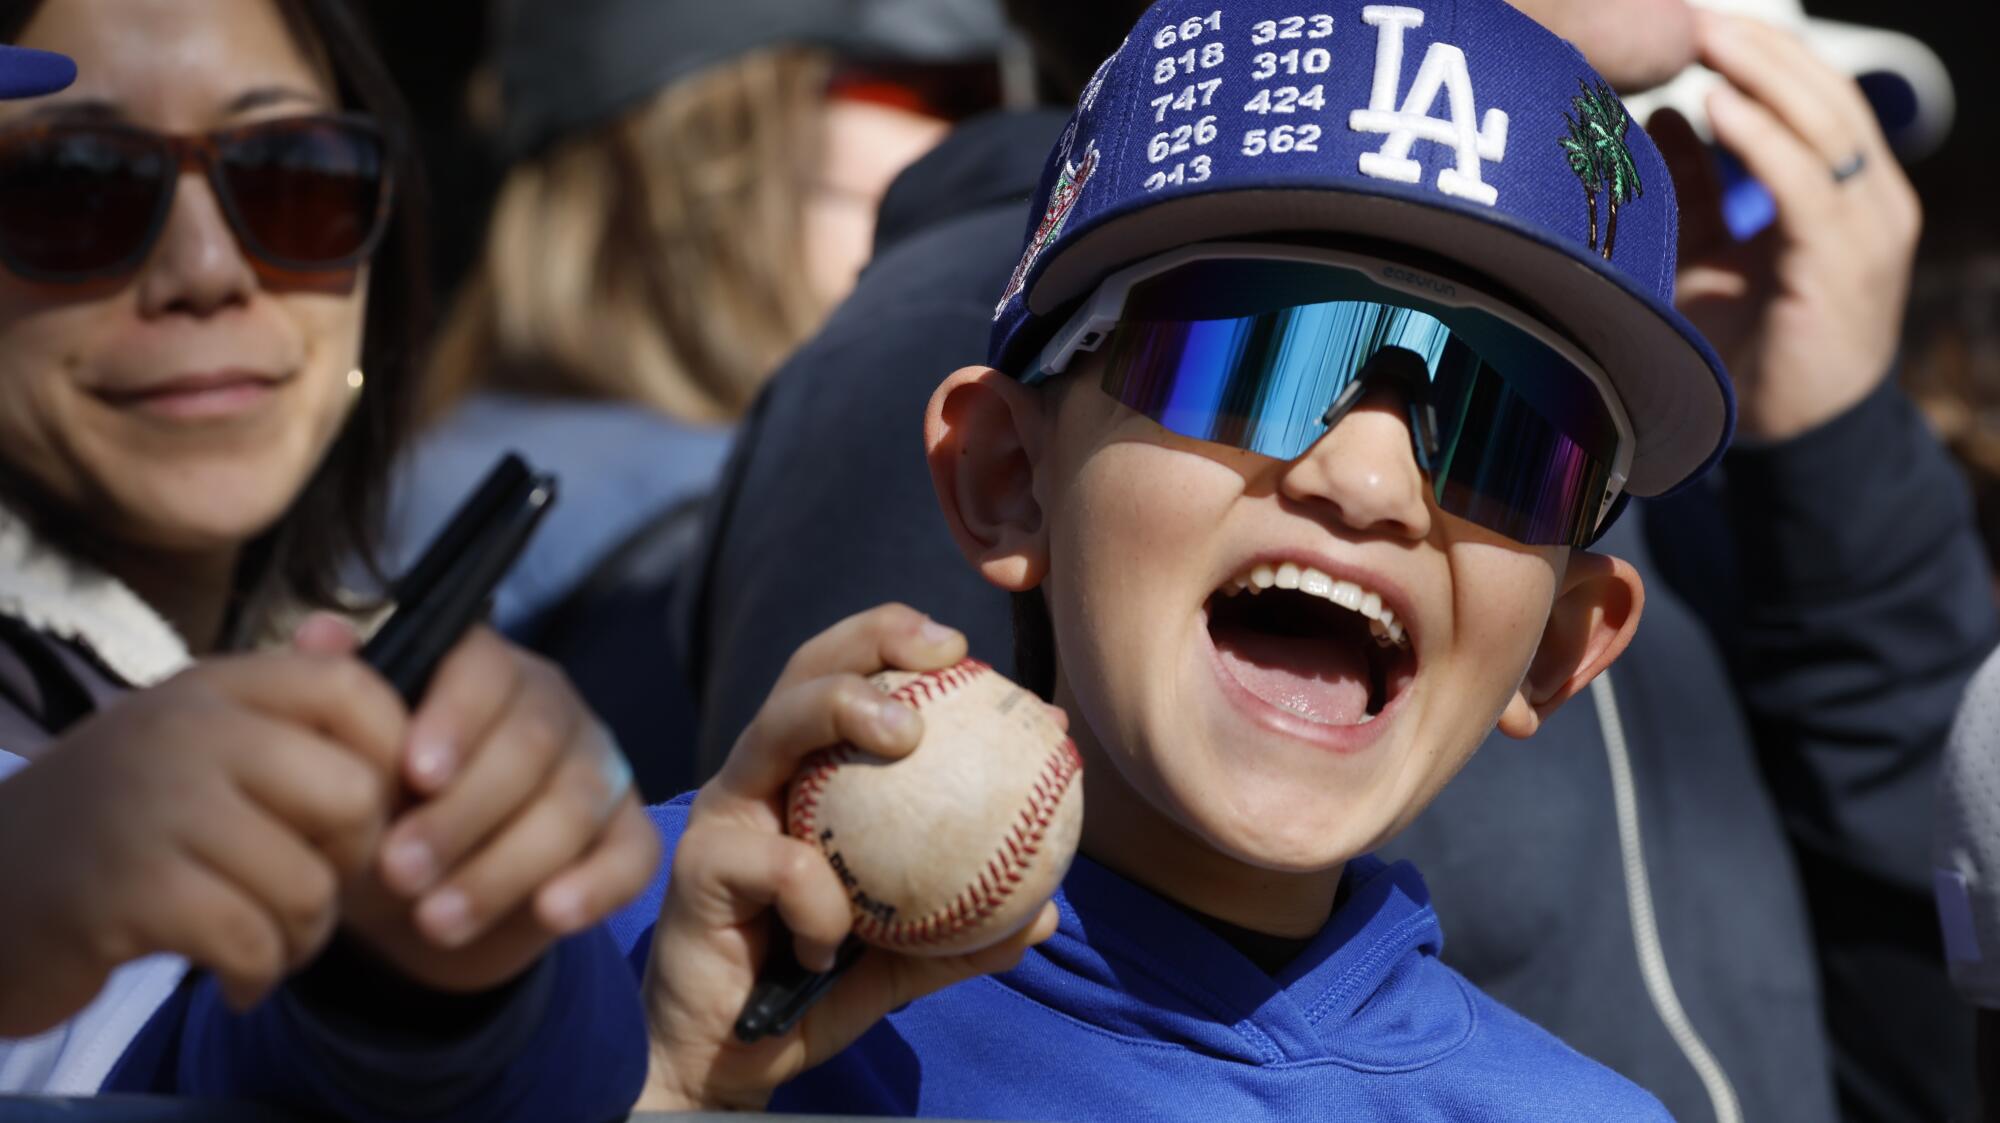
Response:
[1428,345,1618,547]
[219,118,386,267]
[0,127,167,277]
[1096,260,1620,547]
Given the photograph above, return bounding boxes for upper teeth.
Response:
[1224,562,1408,648]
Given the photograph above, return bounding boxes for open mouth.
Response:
[1205,561,1418,728]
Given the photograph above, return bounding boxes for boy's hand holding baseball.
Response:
[636,604,1061,1112]
[0,649,405,1035]
[294,619,660,995]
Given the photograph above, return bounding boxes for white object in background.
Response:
[1620,0,1955,159]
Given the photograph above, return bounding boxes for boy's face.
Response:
[928,354,1640,904]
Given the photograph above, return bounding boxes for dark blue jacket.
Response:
[678,109,1998,1122]
[608,797,1674,1121]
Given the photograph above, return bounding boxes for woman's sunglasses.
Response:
[0,113,392,282]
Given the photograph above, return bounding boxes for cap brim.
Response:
[0,46,74,99]
[1027,180,1733,498]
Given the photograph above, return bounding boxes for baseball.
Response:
[786,658,1085,957]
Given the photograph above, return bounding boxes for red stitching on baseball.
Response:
[865,735,1082,950]
[791,659,1083,950]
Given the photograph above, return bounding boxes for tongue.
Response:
[1212,621,1371,725]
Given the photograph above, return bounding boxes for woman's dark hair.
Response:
[0,0,429,623]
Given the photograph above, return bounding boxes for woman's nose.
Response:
[135,170,256,318]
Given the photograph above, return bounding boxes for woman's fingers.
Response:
[199,652,408,778]
[402,627,524,793]
[409,732,628,947]
[227,716,392,875]
[535,799,662,935]
[136,856,295,1011]
[290,611,363,657]
[179,788,343,975]
[379,660,581,897]
[704,672,925,823]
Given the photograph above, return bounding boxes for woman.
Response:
[0,0,656,1099]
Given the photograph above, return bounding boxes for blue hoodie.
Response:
[610,796,1672,1120]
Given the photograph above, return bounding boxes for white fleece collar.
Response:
[0,505,190,688]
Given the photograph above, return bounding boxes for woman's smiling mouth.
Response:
[1203,556,1419,747]
[93,369,290,422]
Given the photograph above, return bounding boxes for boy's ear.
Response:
[924,365,1051,592]
[1494,552,1645,740]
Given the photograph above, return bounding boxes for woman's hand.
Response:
[0,650,405,1035]
[299,620,660,995]
[636,604,1059,1112]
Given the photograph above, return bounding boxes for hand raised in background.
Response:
[1652,10,1922,443]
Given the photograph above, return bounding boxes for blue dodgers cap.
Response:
[0,45,73,99]
[990,0,1734,498]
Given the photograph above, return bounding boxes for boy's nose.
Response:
[1279,381,1433,541]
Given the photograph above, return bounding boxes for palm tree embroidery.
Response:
[1558,79,1643,260]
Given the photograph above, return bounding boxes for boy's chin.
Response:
[1164,766,1413,875]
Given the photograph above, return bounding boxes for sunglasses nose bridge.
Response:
[1317,346,1442,470]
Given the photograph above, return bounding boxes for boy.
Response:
[633,0,1731,1115]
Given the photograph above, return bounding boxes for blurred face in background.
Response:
[805,96,948,308]
[0,0,368,558]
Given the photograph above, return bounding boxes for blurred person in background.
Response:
[0,0,654,1105]
[1904,258,2000,593]
[672,0,1993,1119]
[380,0,1009,649]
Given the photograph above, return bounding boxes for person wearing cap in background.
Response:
[373,0,1006,667]
[667,0,1991,1119]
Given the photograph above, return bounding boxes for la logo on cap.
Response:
[1348,6,1510,205]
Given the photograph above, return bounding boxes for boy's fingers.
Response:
[772,604,966,695]
[706,673,925,817]
[409,739,623,948]
[801,903,1059,1057]
[404,627,524,793]
[229,717,391,874]
[669,826,855,972]
[201,653,407,777]
[180,792,343,972]
[380,671,582,896]
[535,800,663,935]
